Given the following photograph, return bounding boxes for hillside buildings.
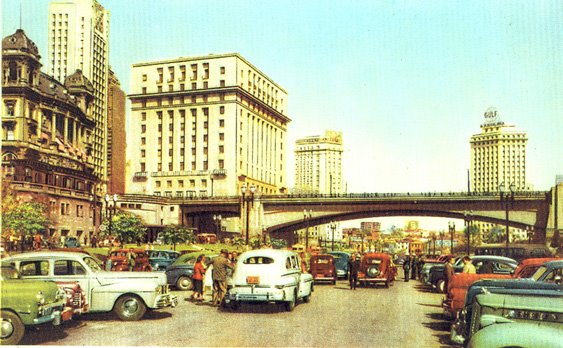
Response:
[2,29,98,243]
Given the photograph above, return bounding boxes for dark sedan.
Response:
[149,250,180,271]
[165,252,217,290]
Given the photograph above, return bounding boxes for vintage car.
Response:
[467,321,563,348]
[327,251,350,278]
[450,279,562,345]
[63,236,80,248]
[309,254,337,284]
[420,255,451,283]
[1,265,68,345]
[512,257,561,278]
[225,249,314,311]
[149,250,180,271]
[426,255,517,292]
[466,292,563,343]
[108,249,152,272]
[165,251,218,290]
[358,253,395,288]
[4,251,177,321]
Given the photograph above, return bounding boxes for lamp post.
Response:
[213,214,222,242]
[105,194,118,236]
[526,226,534,244]
[464,210,473,255]
[439,231,445,253]
[241,183,256,246]
[499,182,515,252]
[303,209,312,251]
[330,221,337,251]
[431,233,437,255]
[448,221,455,254]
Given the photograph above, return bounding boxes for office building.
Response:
[48,0,110,189]
[2,29,99,243]
[107,68,126,194]
[127,53,290,198]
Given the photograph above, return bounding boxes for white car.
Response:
[4,251,177,321]
[225,249,313,311]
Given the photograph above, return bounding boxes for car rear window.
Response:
[243,257,274,265]
[313,258,332,264]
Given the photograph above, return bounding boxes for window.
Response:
[54,260,86,275]
[141,137,146,145]
[141,149,146,157]
[142,74,147,81]
[220,80,225,87]
[141,112,147,121]
[219,145,224,153]
[219,159,224,169]
[203,81,208,89]
[220,66,225,74]
[141,125,146,133]
[142,87,147,94]
[156,181,161,188]
[220,106,225,115]
[219,133,224,141]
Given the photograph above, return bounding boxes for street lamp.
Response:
[526,226,534,244]
[105,194,118,236]
[431,233,437,255]
[241,183,256,246]
[499,182,515,252]
[464,210,473,255]
[213,214,222,242]
[448,221,455,254]
[303,209,312,251]
[330,221,337,251]
[439,231,445,253]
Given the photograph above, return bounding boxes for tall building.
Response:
[107,68,126,194]
[470,107,529,193]
[294,130,344,244]
[127,53,290,199]
[48,0,110,190]
[294,130,343,194]
[2,29,99,243]
[470,107,530,238]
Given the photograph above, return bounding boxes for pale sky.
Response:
[3,0,563,230]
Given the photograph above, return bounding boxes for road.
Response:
[21,279,454,347]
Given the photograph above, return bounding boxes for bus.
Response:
[474,243,553,262]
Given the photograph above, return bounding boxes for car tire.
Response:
[436,279,446,293]
[176,276,193,291]
[1,310,24,345]
[385,280,389,288]
[284,291,296,312]
[229,301,240,311]
[113,295,147,321]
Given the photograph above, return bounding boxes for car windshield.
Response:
[83,256,102,272]
[0,266,20,280]
[242,256,274,264]
[531,266,548,281]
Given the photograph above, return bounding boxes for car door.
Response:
[52,259,91,305]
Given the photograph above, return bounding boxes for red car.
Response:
[108,249,152,272]
[358,253,395,288]
[512,257,561,278]
[309,254,337,284]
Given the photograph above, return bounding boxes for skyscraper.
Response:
[107,68,126,194]
[48,0,110,189]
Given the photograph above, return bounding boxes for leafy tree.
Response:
[100,210,146,247]
[270,237,287,249]
[483,226,504,243]
[160,225,195,250]
[2,201,51,251]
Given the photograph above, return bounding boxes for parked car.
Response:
[4,251,177,321]
[512,257,561,278]
[327,251,350,279]
[165,251,218,290]
[63,236,80,248]
[148,250,180,271]
[225,249,314,311]
[426,255,518,293]
[420,255,451,282]
[358,253,396,288]
[450,279,562,345]
[309,254,337,284]
[466,292,563,343]
[474,243,554,262]
[0,264,68,345]
[467,321,563,348]
[108,249,152,272]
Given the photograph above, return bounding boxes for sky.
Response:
[3,0,563,230]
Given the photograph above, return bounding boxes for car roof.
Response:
[239,248,296,261]
[5,251,89,260]
[470,255,518,263]
[542,259,563,267]
[363,252,392,260]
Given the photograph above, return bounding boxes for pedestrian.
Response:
[299,252,308,273]
[348,253,360,290]
[461,256,476,274]
[410,254,417,280]
[416,254,424,280]
[443,255,455,293]
[127,248,136,271]
[91,235,98,248]
[189,254,206,301]
[207,249,233,306]
[403,254,411,282]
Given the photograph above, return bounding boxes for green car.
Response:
[468,322,563,348]
[1,265,67,345]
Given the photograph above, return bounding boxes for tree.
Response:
[270,238,287,249]
[160,225,195,250]
[2,201,52,251]
[100,211,146,247]
[483,226,504,243]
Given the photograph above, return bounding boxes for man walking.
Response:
[348,253,360,290]
[443,255,455,293]
[208,249,234,306]
[403,254,411,282]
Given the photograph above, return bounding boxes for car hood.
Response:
[2,279,61,301]
[94,271,166,285]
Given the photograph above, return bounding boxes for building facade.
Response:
[2,29,99,244]
[127,53,290,198]
[470,107,530,238]
[107,68,126,194]
[48,0,110,189]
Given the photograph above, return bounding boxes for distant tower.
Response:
[107,68,126,194]
[48,0,110,191]
[470,107,529,193]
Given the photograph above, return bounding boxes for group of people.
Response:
[188,249,238,306]
[401,254,425,282]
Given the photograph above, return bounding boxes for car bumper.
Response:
[33,310,62,326]
[359,277,388,283]
[336,270,347,278]
[226,287,286,303]
[154,293,178,308]
[313,275,336,282]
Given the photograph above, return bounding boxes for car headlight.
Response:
[36,291,46,305]
[56,289,67,301]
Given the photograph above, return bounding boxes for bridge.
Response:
[176,190,557,243]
